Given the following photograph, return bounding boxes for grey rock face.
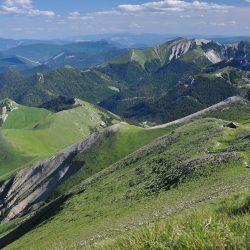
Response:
[0,133,99,221]
[0,124,120,222]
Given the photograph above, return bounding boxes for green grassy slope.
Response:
[0,132,33,178]
[93,191,250,250]
[51,123,174,198]
[107,38,207,69]
[0,100,118,179]
[5,101,250,249]
[2,105,50,129]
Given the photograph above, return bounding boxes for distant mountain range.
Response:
[0,34,249,73]
[1,34,250,50]
[0,37,250,124]
[0,40,127,73]
[0,37,67,51]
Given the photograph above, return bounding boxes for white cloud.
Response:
[67,0,234,22]
[68,11,93,20]
[1,0,55,16]
[117,0,233,13]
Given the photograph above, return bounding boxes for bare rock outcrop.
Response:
[0,124,120,222]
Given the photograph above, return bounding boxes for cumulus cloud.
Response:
[117,0,233,13]
[67,0,234,21]
[1,0,55,16]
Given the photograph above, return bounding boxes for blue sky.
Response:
[0,0,249,39]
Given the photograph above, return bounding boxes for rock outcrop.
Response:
[0,124,120,222]
[0,99,18,125]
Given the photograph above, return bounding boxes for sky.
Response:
[0,0,249,39]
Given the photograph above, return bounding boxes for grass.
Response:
[5,117,250,249]
[92,191,250,250]
[51,123,174,197]
[2,105,50,129]
[0,100,118,178]
[0,131,33,178]
[205,101,250,124]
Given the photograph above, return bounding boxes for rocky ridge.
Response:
[0,124,120,222]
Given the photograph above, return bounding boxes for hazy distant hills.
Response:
[1,34,250,51]
[0,40,127,72]
[0,34,249,73]
[68,33,250,48]
[0,37,67,51]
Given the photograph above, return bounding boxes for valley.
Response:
[0,98,118,178]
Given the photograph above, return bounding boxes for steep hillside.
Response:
[106,38,250,70]
[0,97,249,249]
[0,98,118,178]
[0,68,121,106]
[104,38,225,70]
[99,68,245,124]
[98,39,250,123]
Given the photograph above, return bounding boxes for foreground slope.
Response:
[0,97,249,249]
[94,191,250,249]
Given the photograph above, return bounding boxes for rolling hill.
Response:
[0,95,249,249]
[0,98,119,179]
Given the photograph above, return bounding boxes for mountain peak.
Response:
[194,39,211,46]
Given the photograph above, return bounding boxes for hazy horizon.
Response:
[0,33,250,42]
[0,0,249,39]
